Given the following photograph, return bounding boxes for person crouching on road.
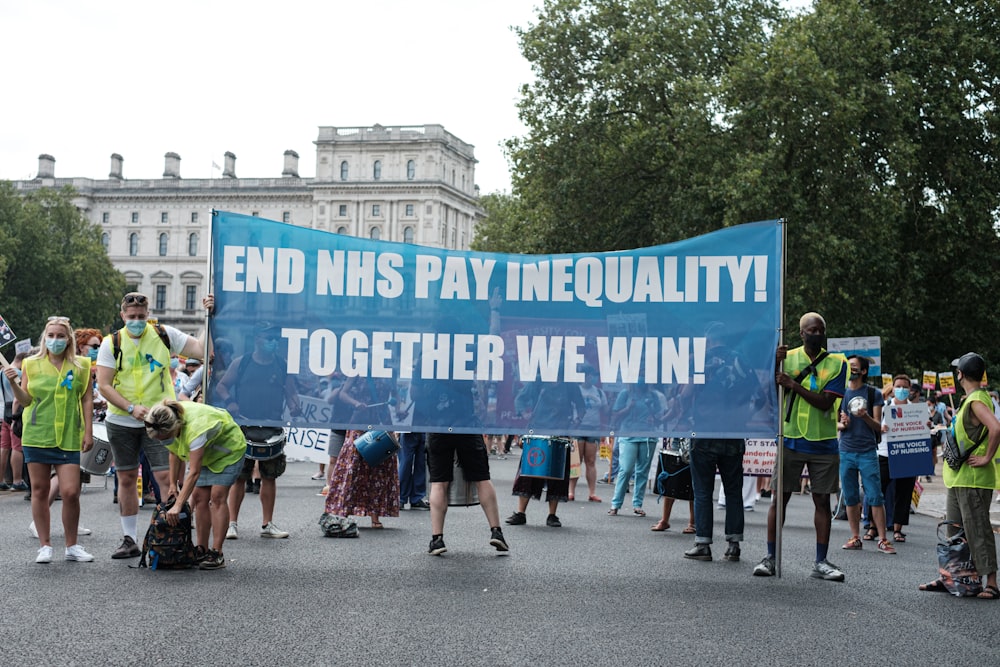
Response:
[144,399,247,570]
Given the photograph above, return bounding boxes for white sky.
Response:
[0,0,540,194]
[1,1,812,195]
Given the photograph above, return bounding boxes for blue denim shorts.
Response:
[22,445,80,466]
[839,450,883,507]
[196,458,242,488]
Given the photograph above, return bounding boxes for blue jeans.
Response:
[397,432,427,504]
[611,438,657,509]
[689,438,745,545]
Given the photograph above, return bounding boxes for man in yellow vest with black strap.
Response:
[96,292,212,559]
[753,312,848,581]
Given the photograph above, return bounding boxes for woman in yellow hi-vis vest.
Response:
[143,398,247,570]
[3,316,94,564]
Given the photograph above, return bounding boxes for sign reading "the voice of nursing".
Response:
[208,211,783,438]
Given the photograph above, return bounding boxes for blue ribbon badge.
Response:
[60,370,74,390]
[145,354,164,373]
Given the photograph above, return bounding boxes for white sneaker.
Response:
[260,522,289,539]
[65,544,94,562]
[78,526,92,536]
[225,522,238,540]
[35,545,53,564]
[29,521,38,538]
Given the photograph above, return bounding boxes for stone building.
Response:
[10,124,483,332]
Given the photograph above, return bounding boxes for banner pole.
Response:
[775,218,787,578]
[201,210,216,401]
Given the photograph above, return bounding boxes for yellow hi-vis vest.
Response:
[783,346,846,441]
[165,402,247,472]
[107,324,174,416]
[21,356,90,451]
[943,389,998,490]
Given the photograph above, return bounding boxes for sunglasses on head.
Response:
[47,315,70,323]
[122,294,148,306]
[143,420,171,432]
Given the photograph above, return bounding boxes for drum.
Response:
[81,422,112,475]
[243,426,287,461]
[355,430,400,467]
[519,436,570,479]
[448,455,480,507]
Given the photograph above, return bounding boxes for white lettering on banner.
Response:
[280,329,708,385]
[220,246,768,306]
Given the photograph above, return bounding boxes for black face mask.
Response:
[849,371,861,380]
[803,333,826,350]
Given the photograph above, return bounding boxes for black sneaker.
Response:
[244,479,254,494]
[194,545,208,563]
[489,527,509,552]
[199,549,226,570]
[252,479,261,494]
[724,542,741,562]
[409,499,431,510]
[111,536,140,559]
[505,511,527,525]
[428,535,447,556]
[546,514,562,527]
[683,544,712,561]
[759,489,772,499]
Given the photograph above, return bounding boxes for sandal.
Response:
[862,528,877,541]
[842,536,863,550]
[588,495,602,502]
[608,508,618,516]
[682,524,696,534]
[893,531,907,543]
[978,585,1000,600]
[650,520,669,532]
[633,508,646,517]
[918,579,947,592]
[371,520,384,529]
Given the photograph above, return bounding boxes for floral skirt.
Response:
[325,431,400,518]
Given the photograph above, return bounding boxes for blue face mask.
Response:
[45,338,68,354]
[88,348,98,361]
[894,387,910,402]
[125,320,147,337]
[170,358,180,370]
[262,340,278,353]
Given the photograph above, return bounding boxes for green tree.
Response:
[0,182,125,348]
[500,0,1000,373]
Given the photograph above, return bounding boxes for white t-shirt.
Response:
[97,325,190,428]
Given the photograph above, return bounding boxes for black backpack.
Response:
[137,499,199,570]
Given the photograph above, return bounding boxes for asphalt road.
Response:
[1,455,998,667]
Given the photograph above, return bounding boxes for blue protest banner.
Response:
[208,211,782,438]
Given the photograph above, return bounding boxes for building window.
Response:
[373,160,381,180]
[340,161,349,181]
[370,227,381,240]
[188,233,198,256]
[185,285,197,310]
[161,211,169,224]
[319,204,326,215]
[441,224,447,245]
[101,232,109,250]
[451,229,457,247]
[101,212,109,224]
[251,211,259,217]
[339,204,347,217]
[407,160,415,180]
[158,233,168,256]
[191,211,198,224]
[282,211,291,223]
[452,169,456,185]
[337,226,347,235]
[372,204,381,217]
[131,211,139,224]
[405,204,414,217]
[129,232,139,256]
[462,174,466,190]
[155,285,166,310]
[404,227,414,244]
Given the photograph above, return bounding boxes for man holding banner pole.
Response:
[754,312,847,581]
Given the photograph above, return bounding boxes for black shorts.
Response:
[427,432,491,483]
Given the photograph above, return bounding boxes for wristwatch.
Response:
[127,404,135,414]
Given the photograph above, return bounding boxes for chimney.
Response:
[109,153,124,180]
[37,154,55,179]
[282,149,299,178]
[223,151,237,178]
[163,152,181,179]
